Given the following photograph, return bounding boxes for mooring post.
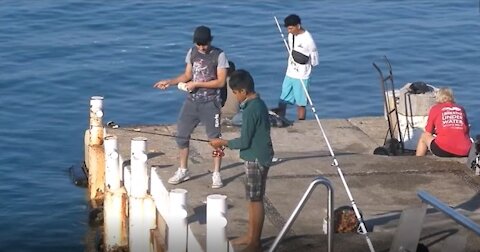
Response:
[207,194,228,252]
[103,135,128,251]
[130,137,148,197]
[87,96,105,201]
[167,189,188,252]
[105,136,121,191]
[128,137,156,252]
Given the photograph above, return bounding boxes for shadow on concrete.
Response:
[186,162,243,182]
[147,151,164,159]
[121,151,165,168]
[420,228,459,248]
[189,203,234,225]
[367,192,480,233]
[270,152,357,167]
[454,193,480,212]
[223,172,244,187]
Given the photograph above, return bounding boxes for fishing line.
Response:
[273,16,376,252]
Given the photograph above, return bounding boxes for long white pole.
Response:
[274,16,290,52]
[273,16,376,252]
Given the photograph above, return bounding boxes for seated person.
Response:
[416,88,471,157]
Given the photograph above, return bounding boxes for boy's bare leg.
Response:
[179,147,189,168]
[213,155,222,173]
[297,106,306,120]
[231,201,264,251]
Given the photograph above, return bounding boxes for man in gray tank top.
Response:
[154,26,229,189]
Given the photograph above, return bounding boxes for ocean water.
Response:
[0,1,479,251]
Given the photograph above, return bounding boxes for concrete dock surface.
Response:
[107,116,480,252]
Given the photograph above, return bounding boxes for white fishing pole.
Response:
[273,16,376,252]
[274,16,290,52]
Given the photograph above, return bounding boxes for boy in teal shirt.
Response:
[210,69,274,251]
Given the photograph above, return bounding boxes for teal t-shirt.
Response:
[227,95,274,167]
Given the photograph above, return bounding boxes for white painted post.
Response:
[129,196,156,252]
[105,136,120,191]
[103,135,128,251]
[207,194,228,252]
[130,137,148,198]
[89,96,104,145]
[128,137,156,252]
[167,189,188,252]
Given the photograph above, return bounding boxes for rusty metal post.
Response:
[104,135,128,251]
[128,137,157,252]
[129,197,156,252]
[87,96,105,201]
[104,188,128,251]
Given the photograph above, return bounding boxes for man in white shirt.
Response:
[275,14,318,120]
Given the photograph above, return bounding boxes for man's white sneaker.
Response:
[168,168,190,185]
[211,172,223,189]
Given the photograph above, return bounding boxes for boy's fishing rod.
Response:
[107,122,209,143]
[272,16,376,252]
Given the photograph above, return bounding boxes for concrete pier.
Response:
[105,117,480,251]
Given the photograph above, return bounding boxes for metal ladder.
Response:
[268,176,334,252]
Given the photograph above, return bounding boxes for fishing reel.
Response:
[212,146,225,157]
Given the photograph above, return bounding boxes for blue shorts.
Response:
[280,76,310,106]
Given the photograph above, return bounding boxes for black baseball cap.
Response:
[193,26,212,45]
[284,14,301,27]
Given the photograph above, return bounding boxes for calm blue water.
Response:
[1,1,479,251]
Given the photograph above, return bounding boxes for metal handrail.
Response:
[268,176,334,252]
[417,190,480,236]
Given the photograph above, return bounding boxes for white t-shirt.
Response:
[286,30,318,79]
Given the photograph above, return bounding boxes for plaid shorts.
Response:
[244,160,269,201]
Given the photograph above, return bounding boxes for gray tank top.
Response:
[189,46,222,102]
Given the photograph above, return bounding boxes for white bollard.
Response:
[168,189,188,252]
[89,96,104,145]
[104,135,120,191]
[129,196,156,252]
[90,96,104,123]
[207,194,228,252]
[130,137,148,198]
